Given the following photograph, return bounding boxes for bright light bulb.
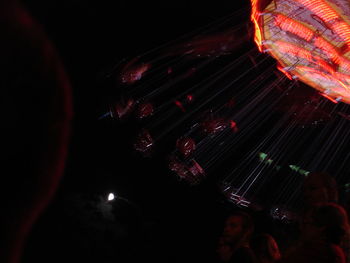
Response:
[107,193,115,201]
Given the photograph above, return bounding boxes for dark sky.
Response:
[11,1,350,262]
[19,1,253,263]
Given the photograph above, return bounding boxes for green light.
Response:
[257,153,310,175]
[259,152,268,162]
[299,169,309,176]
[289,165,300,172]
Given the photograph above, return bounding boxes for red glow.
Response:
[201,118,227,134]
[189,160,205,176]
[176,137,196,157]
[136,102,154,119]
[111,98,135,119]
[120,62,150,84]
[134,129,154,153]
[168,157,205,184]
[186,94,193,102]
[226,98,236,108]
[175,100,186,112]
[169,157,189,179]
[230,121,239,132]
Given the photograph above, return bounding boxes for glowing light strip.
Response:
[332,21,350,48]
[273,13,344,65]
[296,65,334,79]
[295,0,339,22]
[251,0,264,51]
[274,14,346,69]
[275,40,313,60]
[313,37,350,74]
[314,37,340,63]
[292,56,350,92]
[320,93,339,103]
[276,41,336,75]
[274,14,314,41]
[335,78,350,91]
[336,72,350,84]
[339,57,350,73]
[296,66,349,96]
[313,57,335,74]
[295,0,350,48]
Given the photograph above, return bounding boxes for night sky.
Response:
[4,0,350,262]
[19,1,253,263]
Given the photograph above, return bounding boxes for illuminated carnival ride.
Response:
[251,0,350,104]
[98,0,350,221]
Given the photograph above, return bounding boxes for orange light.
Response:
[276,41,312,61]
[274,14,314,41]
[332,21,350,48]
[320,93,339,103]
[276,41,335,74]
[250,0,264,52]
[295,0,350,49]
[314,37,340,64]
[295,0,339,22]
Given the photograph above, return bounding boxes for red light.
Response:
[174,100,186,112]
[186,94,193,102]
[230,121,239,132]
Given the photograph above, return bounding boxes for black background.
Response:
[19,1,254,263]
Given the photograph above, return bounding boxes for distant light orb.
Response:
[107,193,115,201]
[251,0,350,104]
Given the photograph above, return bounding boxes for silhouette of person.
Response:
[303,172,338,208]
[217,211,257,263]
[250,234,281,263]
[280,203,349,263]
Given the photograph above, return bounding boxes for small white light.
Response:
[107,193,115,201]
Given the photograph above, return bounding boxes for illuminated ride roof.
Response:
[251,0,350,104]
